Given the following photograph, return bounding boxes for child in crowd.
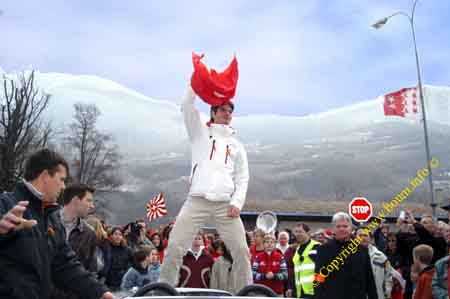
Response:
[412,244,434,299]
[252,233,288,295]
[178,231,214,288]
[121,246,160,291]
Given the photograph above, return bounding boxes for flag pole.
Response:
[372,0,436,219]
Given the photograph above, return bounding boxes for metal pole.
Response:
[409,0,436,219]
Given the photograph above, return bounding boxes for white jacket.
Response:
[368,245,393,299]
[182,87,249,210]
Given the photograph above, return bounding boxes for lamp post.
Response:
[372,0,436,219]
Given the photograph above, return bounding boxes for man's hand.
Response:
[266,272,274,280]
[102,291,115,299]
[285,289,293,297]
[0,201,37,234]
[406,210,416,224]
[227,205,240,218]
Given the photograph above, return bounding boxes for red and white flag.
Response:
[383,87,420,119]
[146,192,167,221]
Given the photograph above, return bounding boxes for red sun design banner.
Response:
[146,192,168,221]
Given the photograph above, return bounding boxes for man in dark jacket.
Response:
[0,149,113,299]
[406,211,447,263]
[314,212,377,299]
[60,183,98,272]
[51,183,101,299]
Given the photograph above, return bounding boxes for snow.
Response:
[1,68,449,158]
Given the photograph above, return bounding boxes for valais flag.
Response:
[383,87,420,119]
[146,192,168,221]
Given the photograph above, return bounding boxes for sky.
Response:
[1,0,449,116]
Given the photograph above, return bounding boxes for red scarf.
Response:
[191,52,238,106]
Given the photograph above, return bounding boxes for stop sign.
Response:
[349,197,373,222]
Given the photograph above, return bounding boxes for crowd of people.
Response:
[56,191,450,299]
[2,148,450,299]
[2,77,449,299]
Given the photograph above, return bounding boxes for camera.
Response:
[399,210,406,221]
[130,222,141,234]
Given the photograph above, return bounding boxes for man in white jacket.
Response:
[159,86,252,292]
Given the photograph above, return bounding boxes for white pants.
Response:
[159,196,253,292]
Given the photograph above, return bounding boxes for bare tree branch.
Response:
[64,102,122,194]
[0,70,53,191]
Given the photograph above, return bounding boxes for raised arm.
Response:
[182,86,203,141]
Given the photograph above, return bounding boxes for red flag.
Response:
[146,192,167,221]
[383,87,420,118]
[190,52,239,107]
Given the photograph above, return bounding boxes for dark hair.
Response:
[61,183,95,206]
[161,224,173,241]
[110,226,123,236]
[109,226,126,246]
[134,245,153,264]
[150,232,164,251]
[386,232,397,255]
[24,148,69,181]
[245,231,252,247]
[215,239,233,264]
[209,102,235,123]
[295,223,311,233]
[387,232,397,241]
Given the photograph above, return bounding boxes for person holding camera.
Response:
[125,221,154,252]
[402,211,446,263]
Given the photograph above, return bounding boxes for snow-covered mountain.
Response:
[33,72,185,156]
[2,70,450,222]
[27,71,450,158]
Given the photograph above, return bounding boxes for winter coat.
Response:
[0,182,108,299]
[432,255,449,299]
[413,265,434,299]
[178,248,214,288]
[103,241,133,290]
[413,223,447,263]
[249,244,264,265]
[368,245,393,299]
[182,87,249,210]
[50,215,102,299]
[374,227,387,254]
[314,238,378,299]
[121,263,160,290]
[252,250,288,295]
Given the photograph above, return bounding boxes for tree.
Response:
[0,70,52,191]
[65,103,122,190]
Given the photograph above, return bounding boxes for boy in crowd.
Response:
[253,234,288,295]
[412,244,434,299]
[121,246,160,291]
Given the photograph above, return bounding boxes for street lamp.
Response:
[372,0,437,219]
